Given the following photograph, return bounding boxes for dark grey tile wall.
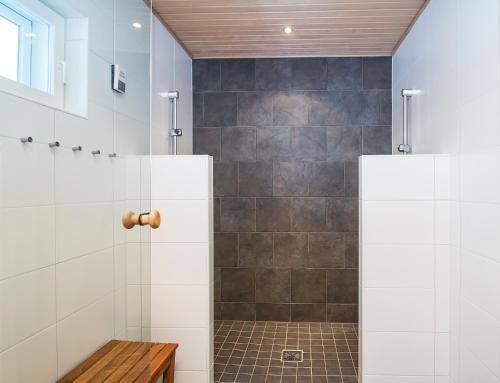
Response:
[194,57,392,323]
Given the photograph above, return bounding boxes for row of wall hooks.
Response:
[19,136,117,158]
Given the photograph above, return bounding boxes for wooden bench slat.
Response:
[84,342,145,382]
[57,341,121,383]
[102,343,164,383]
[73,342,132,383]
[133,344,177,383]
[110,343,166,382]
[57,340,177,383]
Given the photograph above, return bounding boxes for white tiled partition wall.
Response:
[393,0,500,382]
[149,155,214,383]
[360,155,451,383]
[0,0,152,381]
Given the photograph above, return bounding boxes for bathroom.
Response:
[0,0,498,382]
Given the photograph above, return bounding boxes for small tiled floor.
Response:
[214,320,358,383]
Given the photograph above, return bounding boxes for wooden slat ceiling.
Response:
[152,0,428,58]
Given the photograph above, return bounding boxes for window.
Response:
[0,0,64,109]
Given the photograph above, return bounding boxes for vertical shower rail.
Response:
[398,88,420,155]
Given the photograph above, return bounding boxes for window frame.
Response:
[0,0,64,109]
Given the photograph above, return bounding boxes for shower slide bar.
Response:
[166,90,182,155]
[398,88,420,155]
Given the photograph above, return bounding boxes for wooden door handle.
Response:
[122,210,161,229]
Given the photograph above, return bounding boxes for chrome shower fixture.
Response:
[398,88,421,155]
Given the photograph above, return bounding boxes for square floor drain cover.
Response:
[281,349,303,362]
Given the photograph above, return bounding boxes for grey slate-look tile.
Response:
[238,233,273,267]
[239,162,273,196]
[307,233,345,268]
[238,92,273,126]
[292,127,327,161]
[221,127,256,162]
[256,269,291,303]
[256,198,291,232]
[221,59,256,91]
[292,58,327,90]
[291,198,327,232]
[214,162,238,196]
[346,91,380,126]
[194,57,392,322]
[327,58,362,90]
[214,198,221,232]
[326,126,361,161]
[220,197,256,232]
[308,162,345,196]
[193,93,204,127]
[214,268,221,301]
[379,90,392,125]
[194,127,221,161]
[204,93,237,126]
[326,198,358,232]
[256,127,292,161]
[345,233,359,268]
[215,233,238,267]
[221,268,256,302]
[273,162,309,196]
[327,269,358,303]
[309,91,349,126]
[291,269,326,303]
[363,57,392,89]
[291,304,326,322]
[219,303,256,321]
[327,304,358,322]
[362,125,392,155]
[256,59,292,91]
[344,162,358,197]
[274,233,307,267]
[193,60,220,92]
[273,92,309,126]
[256,303,291,321]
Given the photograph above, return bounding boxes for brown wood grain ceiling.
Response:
[152,0,427,58]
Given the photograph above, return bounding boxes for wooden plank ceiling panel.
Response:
[152,0,428,58]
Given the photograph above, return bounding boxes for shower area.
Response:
[4,0,497,383]
[193,57,392,383]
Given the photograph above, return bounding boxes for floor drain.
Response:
[281,349,303,362]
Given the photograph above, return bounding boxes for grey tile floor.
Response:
[214,320,358,383]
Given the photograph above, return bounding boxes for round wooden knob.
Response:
[147,210,161,229]
[122,210,161,229]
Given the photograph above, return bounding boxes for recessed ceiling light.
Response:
[283,26,293,34]
[132,22,142,29]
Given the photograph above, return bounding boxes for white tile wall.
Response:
[0,325,57,383]
[151,17,193,156]
[0,267,56,352]
[360,155,451,381]
[149,156,213,383]
[394,2,500,380]
[0,3,194,382]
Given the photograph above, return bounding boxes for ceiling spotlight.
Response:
[132,22,142,29]
[283,26,293,34]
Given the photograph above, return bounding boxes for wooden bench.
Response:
[57,340,178,383]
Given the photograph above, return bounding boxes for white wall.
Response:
[393,1,500,382]
[152,18,193,156]
[0,0,151,380]
[360,154,450,382]
[149,156,214,383]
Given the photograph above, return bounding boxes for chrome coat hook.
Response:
[20,136,33,143]
[91,149,101,155]
[72,146,82,152]
[108,153,117,158]
[48,141,60,148]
